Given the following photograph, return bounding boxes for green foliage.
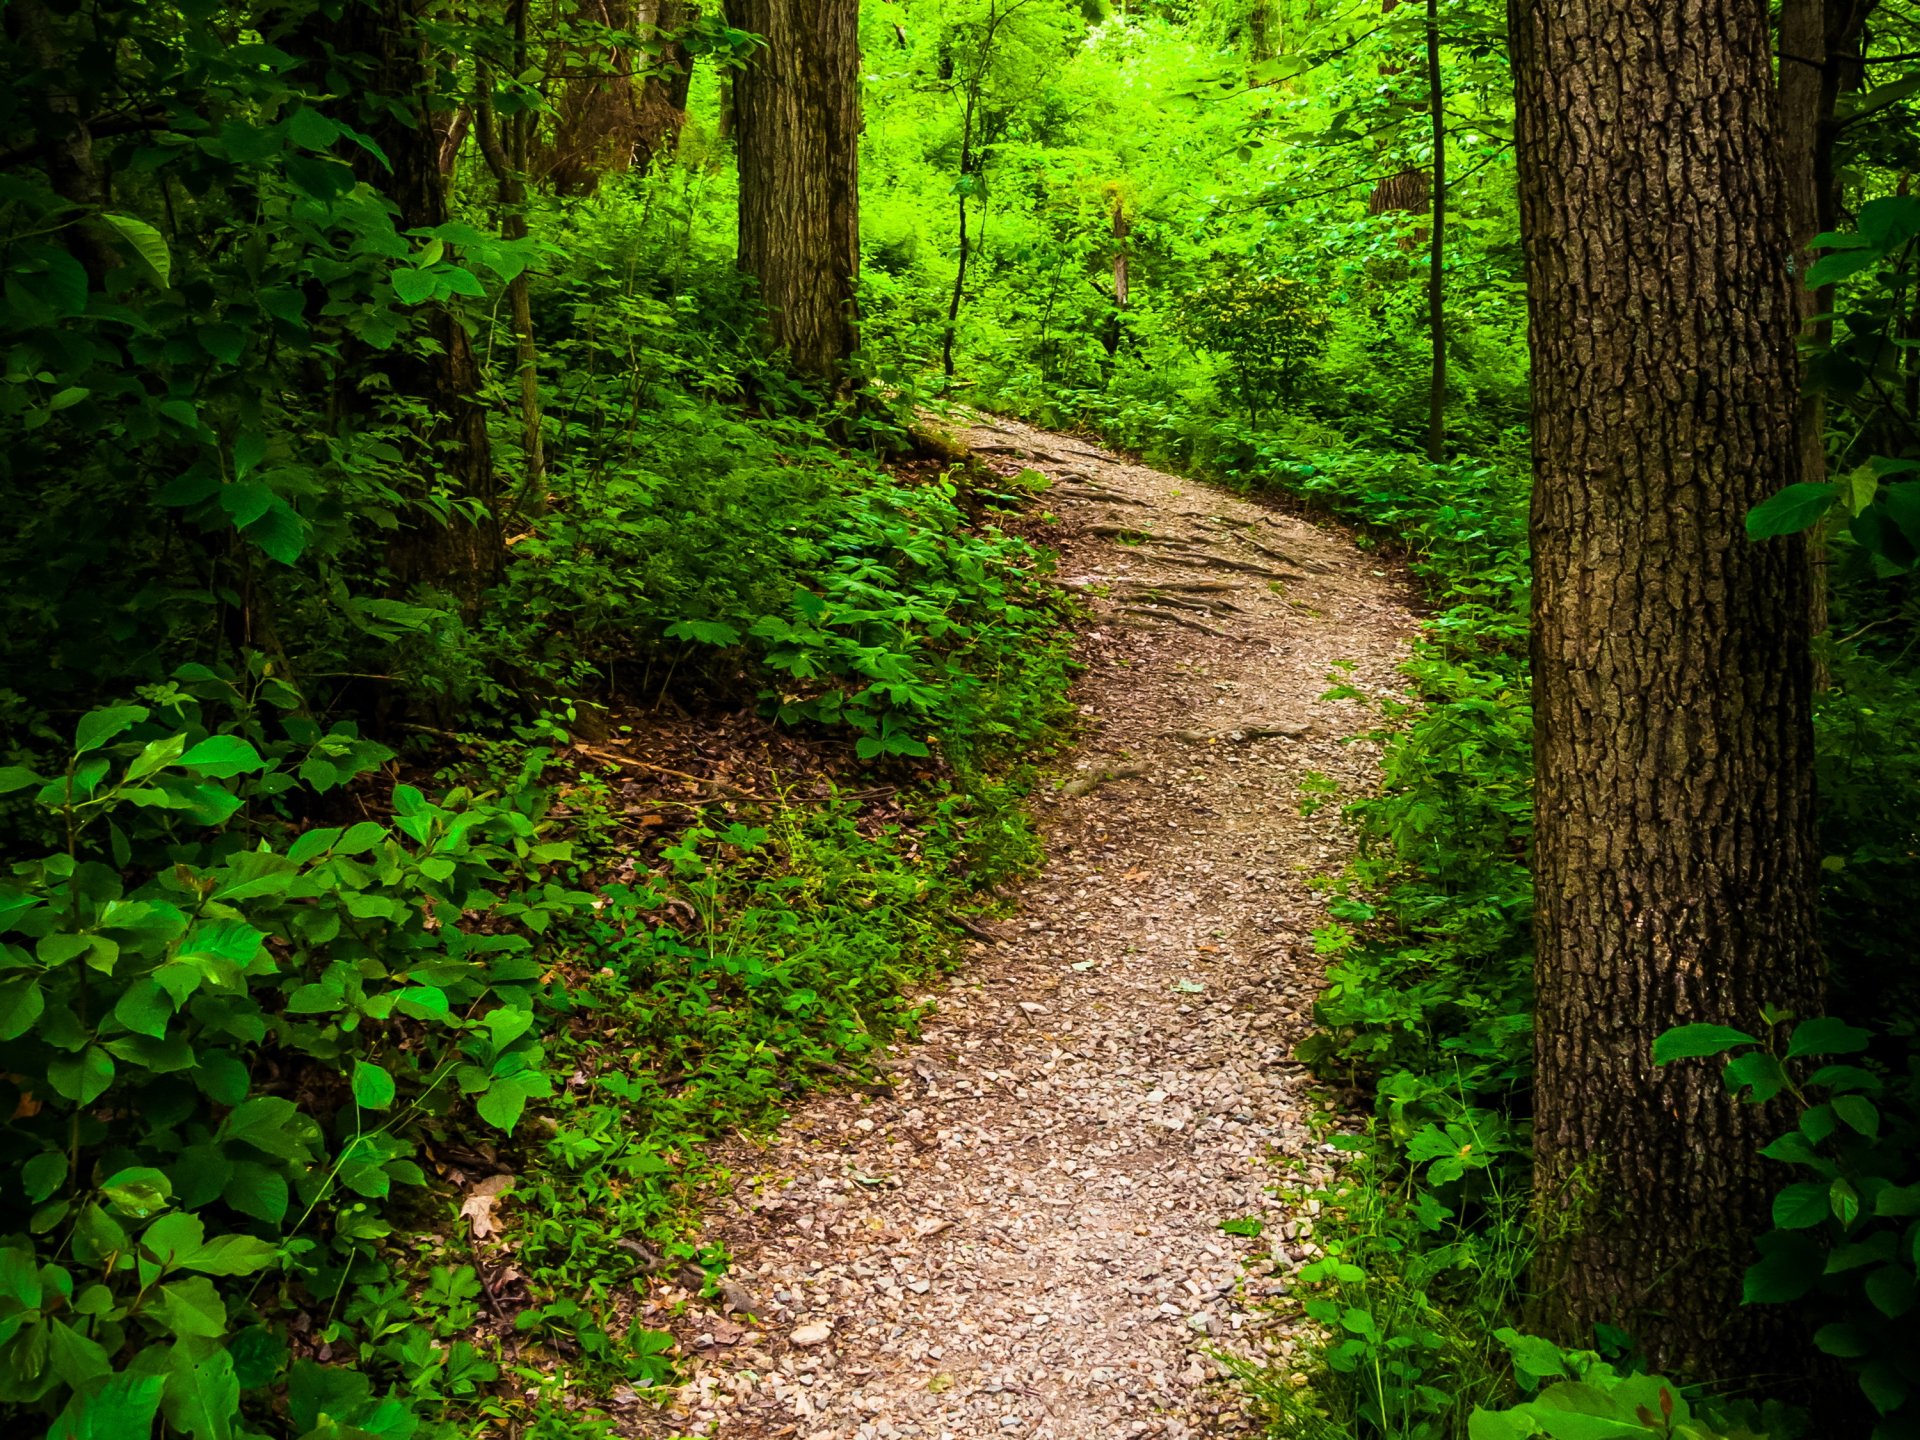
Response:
[1175,273,1327,421]
[1657,1016,1920,1435]
[1466,1330,1789,1439]
[0,694,603,1438]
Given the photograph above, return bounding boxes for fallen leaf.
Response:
[460,1174,516,1239]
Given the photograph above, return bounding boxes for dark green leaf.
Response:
[1651,1023,1757,1064]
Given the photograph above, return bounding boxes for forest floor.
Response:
[633,416,1417,1439]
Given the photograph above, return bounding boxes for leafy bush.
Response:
[1658,1016,1920,1436]
[1175,273,1328,422]
[0,688,597,1438]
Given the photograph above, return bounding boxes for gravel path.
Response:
[633,416,1416,1439]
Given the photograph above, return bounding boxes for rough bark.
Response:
[725,0,861,381]
[1511,0,1823,1378]
[1423,0,1445,464]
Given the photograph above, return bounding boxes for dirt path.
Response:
[635,417,1416,1439]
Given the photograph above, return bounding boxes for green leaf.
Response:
[352,1060,396,1110]
[243,498,306,565]
[1833,1094,1880,1137]
[47,1319,113,1388]
[392,267,438,305]
[165,1341,240,1440]
[1806,246,1885,288]
[476,1074,539,1133]
[0,978,45,1040]
[221,1096,312,1161]
[1772,1181,1831,1229]
[101,1167,172,1218]
[1747,481,1839,538]
[182,1234,277,1277]
[1786,1016,1871,1058]
[101,212,172,286]
[0,764,42,793]
[223,1163,289,1225]
[176,735,266,778]
[1651,1023,1757,1064]
[112,979,174,1039]
[1723,1050,1787,1103]
[76,704,149,754]
[47,1370,167,1440]
[1864,1263,1916,1318]
[198,323,246,365]
[155,1276,227,1338]
[47,1045,115,1105]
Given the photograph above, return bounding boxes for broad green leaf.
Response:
[182,1234,276,1277]
[165,1341,240,1440]
[155,1276,227,1338]
[47,1370,167,1440]
[1833,1094,1880,1137]
[101,1167,172,1218]
[243,498,306,565]
[0,764,41,792]
[1745,482,1837,538]
[352,1060,396,1110]
[47,1319,113,1388]
[1772,1181,1830,1229]
[0,978,45,1040]
[223,1163,289,1225]
[47,1045,115,1105]
[1651,1023,1757,1064]
[101,212,172,286]
[221,1096,311,1161]
[392,267,438,305]
[177,735,266,778]
[75,705,148,755]
[1785,1016,1871,1058]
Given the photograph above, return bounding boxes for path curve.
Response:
[637,417,1416,1439]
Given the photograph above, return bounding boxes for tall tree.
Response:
[1422,0,1444,463]
[1511,0,1822,1376]
[724,0,861,381]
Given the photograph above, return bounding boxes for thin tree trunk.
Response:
[1512,0,1822,1380]
[724,0,861,381]
[1779,0,1875,690]
[1424,0,1445,464]
[942,96,975,378]
[8,0,120,281]
[1102,198,1129,360]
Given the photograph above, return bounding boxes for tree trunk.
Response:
[724,0,861,382]
[1511,0,1822,1380]
[475,0,546,510]
[1779,0,1874,690]
[297,0,500,609]
[1102,198,1128,360]
[1424,0,1445,464]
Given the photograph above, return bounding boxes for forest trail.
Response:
[637,418,1417,1439]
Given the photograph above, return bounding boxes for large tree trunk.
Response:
[724,0,861,382]
[1511,0,1822,1380]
